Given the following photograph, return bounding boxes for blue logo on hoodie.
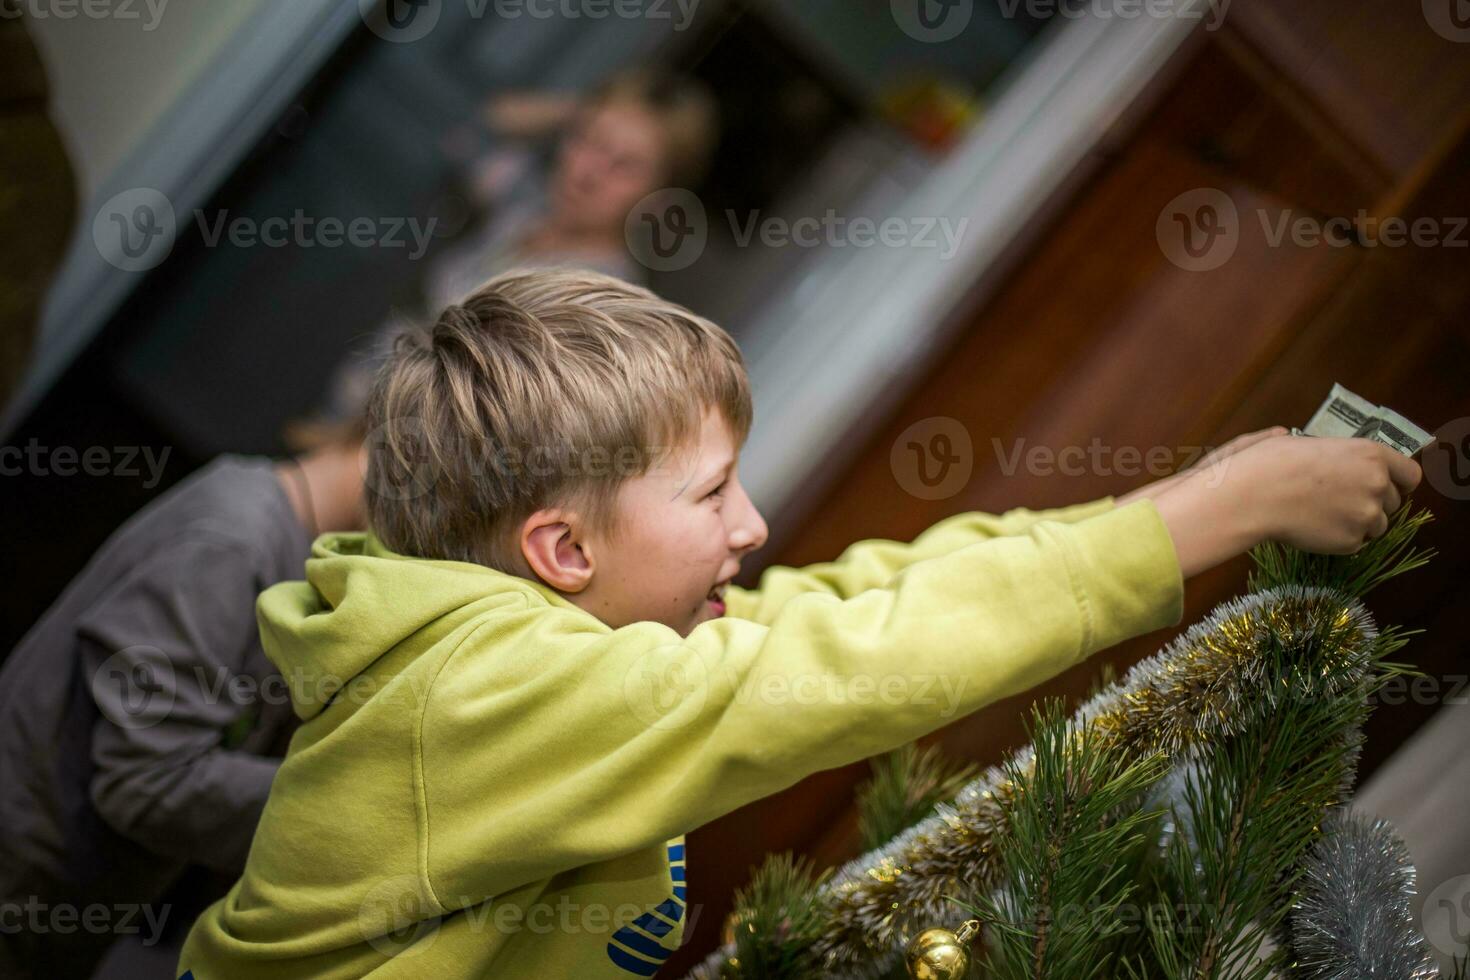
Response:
[605,840,687,976]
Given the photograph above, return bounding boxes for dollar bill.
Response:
[1291,383,1435,457]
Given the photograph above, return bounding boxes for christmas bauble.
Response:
[904,919,979,980]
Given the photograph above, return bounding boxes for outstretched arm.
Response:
[725,498,1118,624]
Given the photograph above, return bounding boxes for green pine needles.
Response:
[726,853,832,980]
[1248,503,1436,597]
[690,504,1441,980]
[857,743,981,853]
[966,702,1170,980]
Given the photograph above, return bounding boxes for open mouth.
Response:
[706,582,729,615]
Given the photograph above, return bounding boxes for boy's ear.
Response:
[520,509,594,593]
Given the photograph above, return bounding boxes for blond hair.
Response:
[365,268,751,572]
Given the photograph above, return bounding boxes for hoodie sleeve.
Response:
[415,499,1182,910]
[724,498,1117,625]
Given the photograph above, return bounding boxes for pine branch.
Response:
[1145,634,1368,980]
[856,743,981,852]
[726,853,831,979]
[963,701,1171,980]
[1248,503,1436,598]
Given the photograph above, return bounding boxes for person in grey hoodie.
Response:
[0,433,364,979]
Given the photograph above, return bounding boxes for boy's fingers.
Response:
[1236,427,1284,448]
[1382,449,1423,494]
[1382,482,1403,516]
[1202,427,1285,466]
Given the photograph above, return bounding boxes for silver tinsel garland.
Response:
[1291,809,1439,979]
[685,586,1385,980]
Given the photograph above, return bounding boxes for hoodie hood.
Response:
[257,531,579,720]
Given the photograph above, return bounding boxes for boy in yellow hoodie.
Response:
[178,269,1421,979]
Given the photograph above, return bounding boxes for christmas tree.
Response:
[685,504,1463,979]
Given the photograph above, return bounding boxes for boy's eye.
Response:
[705,481,727,500]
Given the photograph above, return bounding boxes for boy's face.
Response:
[569,409,768,636]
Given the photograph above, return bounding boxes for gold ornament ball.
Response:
[904,919,979,980]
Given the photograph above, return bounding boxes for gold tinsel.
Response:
[684,586,1379,980]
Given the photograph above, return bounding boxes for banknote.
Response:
[1291,383,1435,457]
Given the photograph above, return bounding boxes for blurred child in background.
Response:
[315,69,718,433]
[0,428,365,979]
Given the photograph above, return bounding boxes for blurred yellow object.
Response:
[879,78,981,152]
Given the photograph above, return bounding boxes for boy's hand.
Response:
[1239,434,1422,554]
[1149,433,1422,577]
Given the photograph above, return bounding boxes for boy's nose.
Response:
[729,509,768,555]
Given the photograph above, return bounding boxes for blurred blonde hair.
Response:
[365,267,751,572]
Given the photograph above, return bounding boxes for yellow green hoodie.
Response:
[178,497,1182,979]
